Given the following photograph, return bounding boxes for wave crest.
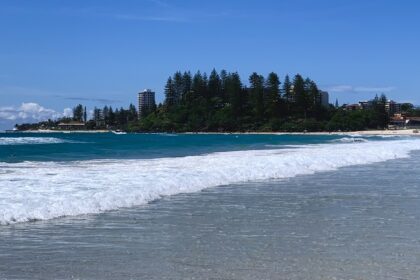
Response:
[1,139,420,225]
[0,137,70,145]
[332,137,369,143]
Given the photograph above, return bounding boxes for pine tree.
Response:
[293,74,306,115]
[308,80,321,118]
[173,71,183,103]
[128,103,137,121]
[72,104,84,122]
[266,72,281,119]
[93,107,101,121]
[202,72,209,101]
[282,75,292,101]
[83,106,87,123]
[102,106,109,123]
[108,107,115,125]
[208,69,221,99]
[164,77,176,110]
[249,72,265,121]
[226,72,243,118]
[182,71,192,101]
[191,71,206,101]
[220,69,228,103]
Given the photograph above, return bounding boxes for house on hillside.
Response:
[58,121,86,130]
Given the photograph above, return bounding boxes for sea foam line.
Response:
[1,139,420,225]
[0,137,71,145]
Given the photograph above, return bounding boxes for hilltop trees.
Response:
[135,69,334,132]
[72,104,84,122]
[265,72,281,119]
[325,94,390,131]
[164,77,176,110]
[14,69,395,133]
[249,72,265,122]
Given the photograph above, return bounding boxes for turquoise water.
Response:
[2,132,420,279]
[0,132,390,163]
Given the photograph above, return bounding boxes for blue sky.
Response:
[0,0,419,129]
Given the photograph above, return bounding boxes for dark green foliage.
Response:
[282,75,292,101]
[83,106,87,123]
[130,70,394,133]
[72,104,84,122]
[226,72,244,120]
[128,103,138,121]
[131,70,335,132]
[265,72,281,119]
[406,107,420,117]
[164,77,176,110]
[15,69,394,133]
[293,74,308,116]
[326,106,389,131]
[401,103,414,112]
[249,72,265,122]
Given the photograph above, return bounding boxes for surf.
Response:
[1,139,420,225]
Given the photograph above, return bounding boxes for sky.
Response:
[0,0,419,129]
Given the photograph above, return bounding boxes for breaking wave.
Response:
[0,137,71,145]
[1,139,420,225]
[331,137,369,143]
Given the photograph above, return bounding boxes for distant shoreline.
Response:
[4,129,420,136]
[4,129,110,133]
[183,129,420,136]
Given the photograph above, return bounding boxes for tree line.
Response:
[16,69,412,132]
[131,69,392,132]
[133,70,332,132]
[70,104,138,129]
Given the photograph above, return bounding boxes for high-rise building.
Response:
[385,100,402,115]
[138,89,156,118]
[319,91,329,107]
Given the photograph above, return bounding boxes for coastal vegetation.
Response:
[15,70,413,132]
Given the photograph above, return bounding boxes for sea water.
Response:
[1,132,420,279]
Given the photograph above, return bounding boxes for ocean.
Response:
[1,132,420,279]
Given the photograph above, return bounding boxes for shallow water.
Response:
[1,151,420,279]
[1,135,419,225]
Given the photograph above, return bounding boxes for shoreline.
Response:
[3,129,420,136]
[181,129,420,136]
[3,129,110,134]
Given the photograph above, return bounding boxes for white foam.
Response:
[332,137,369,143]
[1,139,420,225]
[0,137,70,145]
[157,133,178,137]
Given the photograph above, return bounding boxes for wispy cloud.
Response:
[353,86,396,93]
[113,14,187,22]
[0,85,54,98]
[326,85,396,93]
[1,1,238,24]
[62,96,122,104]
[326,85,353,92]
[0,86,123,105]
[148,0,171,8]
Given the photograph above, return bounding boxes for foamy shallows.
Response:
[331,137,368,143]
[0,137,70,145]
[1,139,420,225]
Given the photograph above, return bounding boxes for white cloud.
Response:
[0,103,71,123]
[353,86,396,93]
[326,85,396,93]
[326,85,353,92]
[63,108,73,118]
[113,14,186,22]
